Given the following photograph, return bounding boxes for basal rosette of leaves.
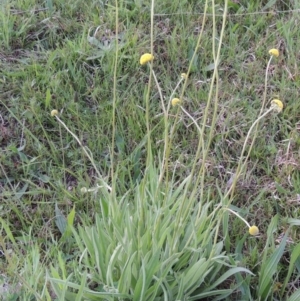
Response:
[48,165,252,300]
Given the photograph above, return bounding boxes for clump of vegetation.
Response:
[1,0,300,300]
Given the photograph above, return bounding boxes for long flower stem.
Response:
[158,77,185,185]
[111,0,119,187]
[144,0,155,167]
[163,0,208,187]
[225,208,250,228]
[226,107,273,200]
[55,115,112,191]
[223,56,274,201]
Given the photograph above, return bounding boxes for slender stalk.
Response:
[227,56,274,200]
[182,0,228,220]
[144,0,155,167]
[260,56,274,115]
[151,69,166,115]
[162,0,209,185]
[158,76,184,185]
[54,115,112,192]
[111,0,119,188]
[225,208,251,228]
[225,107,274,199]
[58,119,66,185]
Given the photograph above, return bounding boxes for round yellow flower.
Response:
[181,73,188,79]
[271,99,283,113]
[171,98,181,107]
[249,225,259,236]
[140,53,154,65]
[51,109,58,116]
[269,48,279,57]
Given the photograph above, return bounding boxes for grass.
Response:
[1,0,300,300]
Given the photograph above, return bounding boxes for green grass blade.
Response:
[286,289,300,301]
[281,241,300,296]
[258,231,288,299]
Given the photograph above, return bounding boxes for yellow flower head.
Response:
[181,73,188,79]
[249,225,259,236]
[51,109,58,117]
[269,48,279,57]
[80,187,88,193]
[171,98,181,107]
[140,53,154,65]
[270,99,283,113]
